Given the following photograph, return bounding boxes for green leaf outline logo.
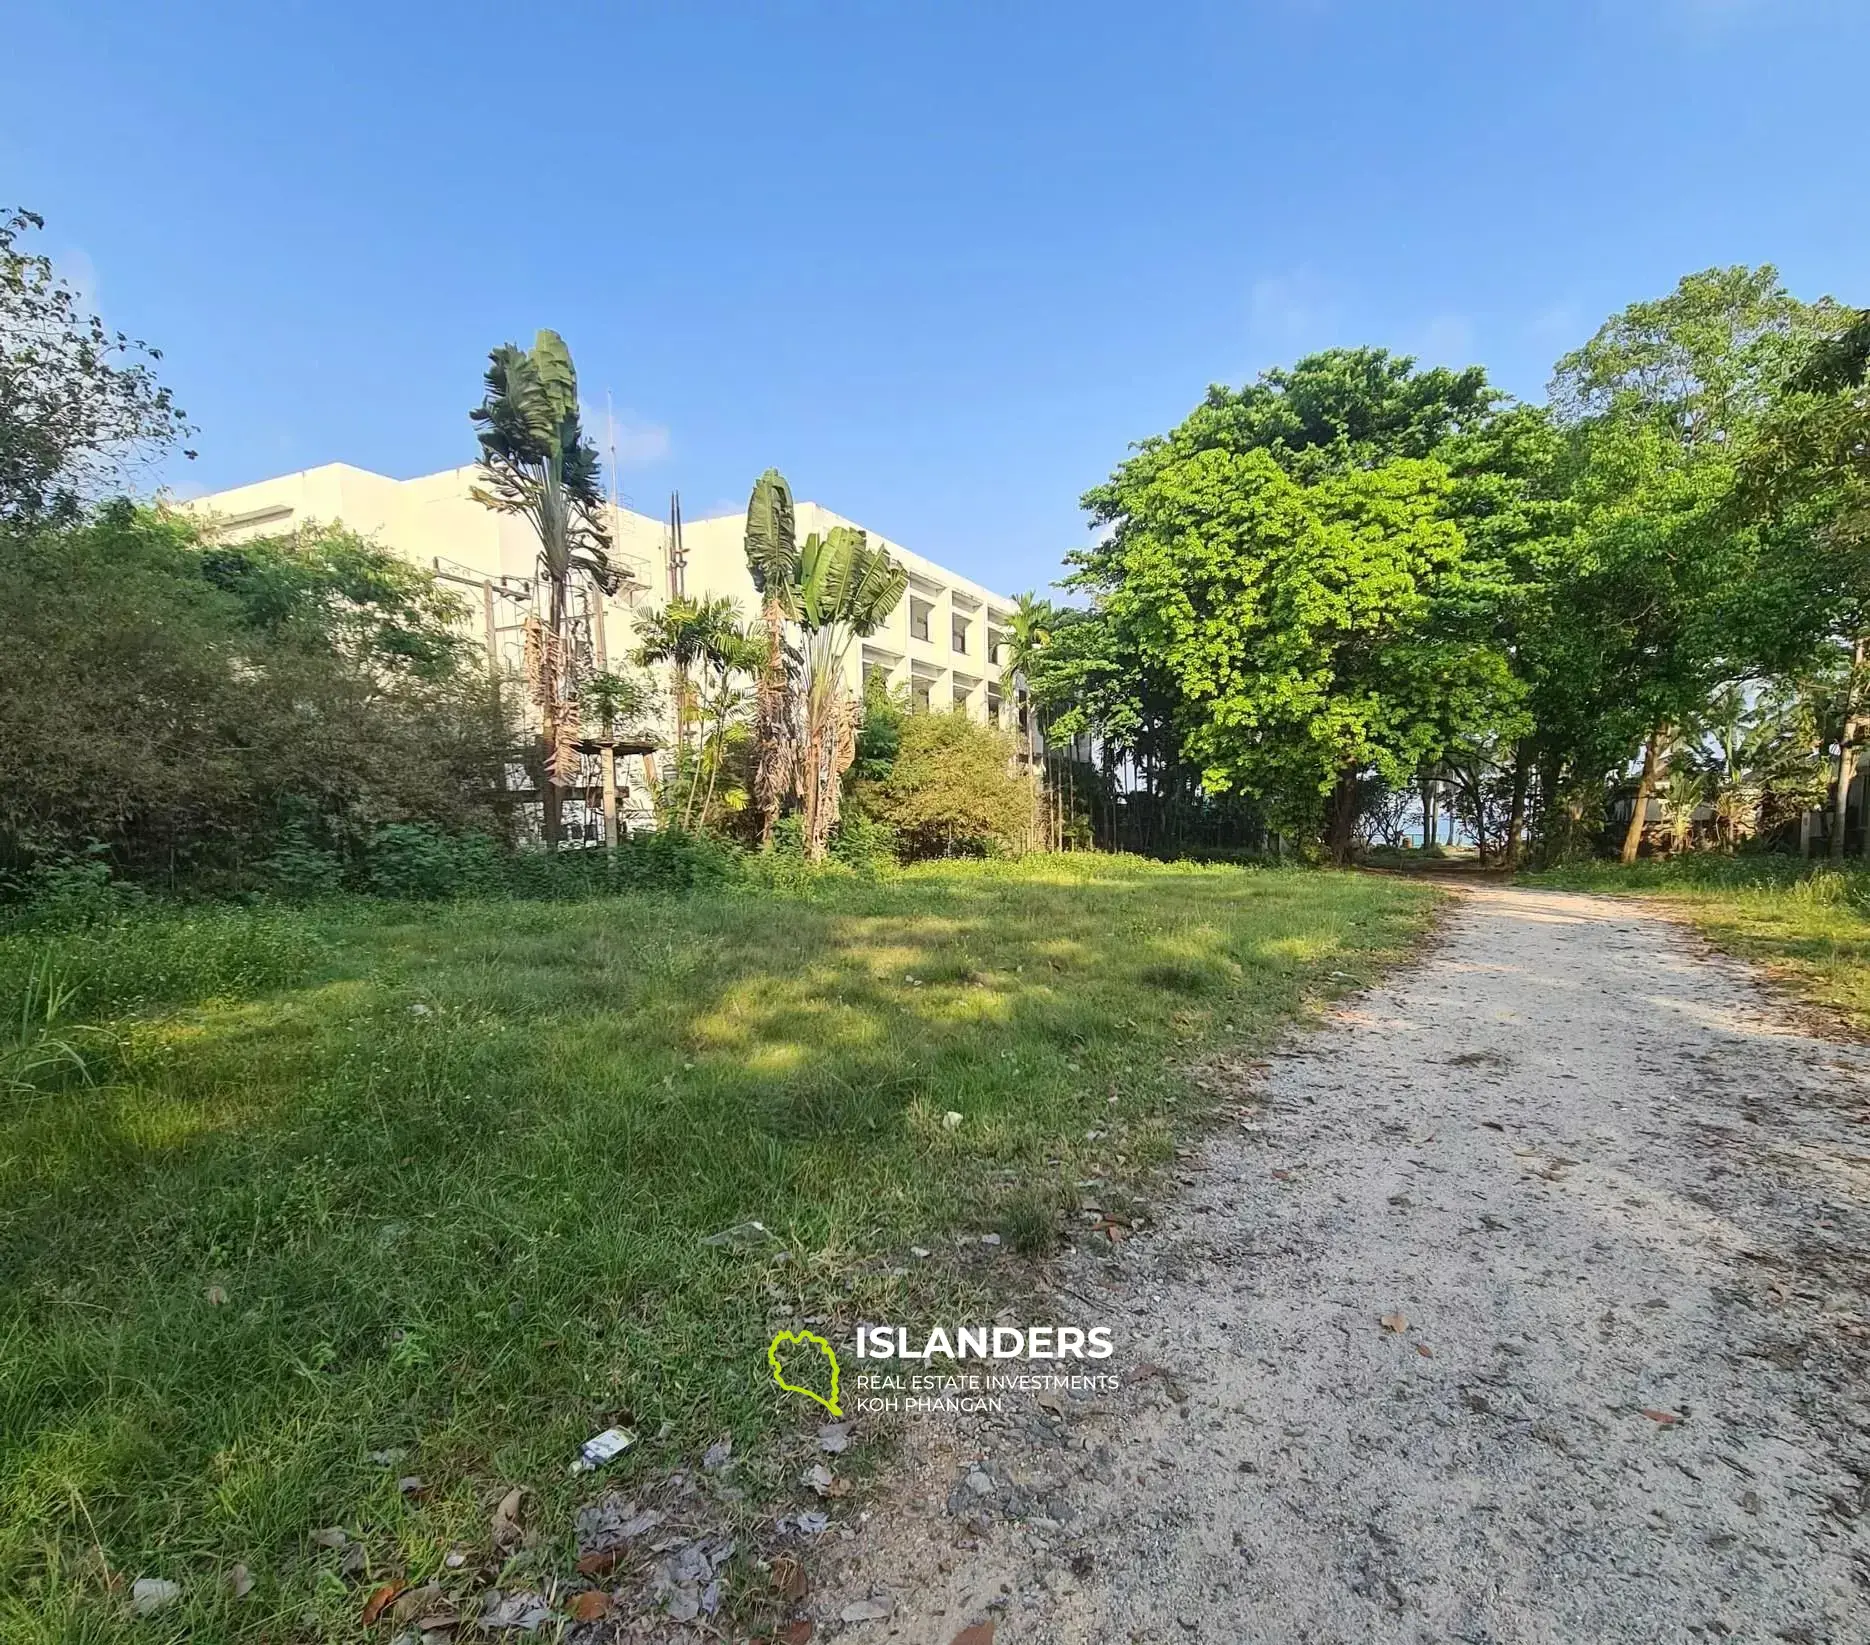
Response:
[767,1329,843,1417]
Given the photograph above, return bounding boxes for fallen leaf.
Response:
[1380,1312,1408,1334]
[362,1581,406,1625]
[569,1591,612,1622]
[778,1623,815,1645]
[576,1550,618,1578]
[204,1285,228,1306]
[772,1551,808,1602]
[951,1625,998,1645]
[396,1476,426,1498]
[491,1486,525,1550]
[391,1585,445,1624]
[226,1563,255,1599]
[310,1526,349,1550]
[1640,1408,1682,1425]
[841,1599,892,1623]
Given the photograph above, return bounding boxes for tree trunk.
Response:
[1420,776,1436,853]
[751,600,791,848]
[1503,744,1528,871]
[1831,742,1856,864]
[1835,637,1867,863]
[1327,766,1359,864]
[1619,727,1664,866]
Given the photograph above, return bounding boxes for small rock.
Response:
[841,1598,893,1623]
[818,1423,853,1453]
[943,1111,965,1131]
[980,1233,1002,1247]
[966,1469,996,1497]
[701,1435,734,1472]
[911,1246,932,1260]
[309,1526,348,1550]
[226,1563,254,1599]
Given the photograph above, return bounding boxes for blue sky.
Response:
[6,0,1865,595]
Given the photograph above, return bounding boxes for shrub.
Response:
[858,711,1033,861]
[829,812,899,873]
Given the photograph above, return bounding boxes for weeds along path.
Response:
[816,884,1870,1644]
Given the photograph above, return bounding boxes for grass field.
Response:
[1527,856,1870,1034]
[0,857,1434,1641]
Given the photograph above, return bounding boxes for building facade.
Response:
[186,462,1024,835]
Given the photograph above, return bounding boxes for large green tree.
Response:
[1544,266,1835,861]
[1072,349,1521,859]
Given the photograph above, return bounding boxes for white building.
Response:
[186,462,1024,835]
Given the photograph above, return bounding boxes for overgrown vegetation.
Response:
[0,506,509,891]
[0,857,1433,1640]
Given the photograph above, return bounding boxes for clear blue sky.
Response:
[6,0,1865,595]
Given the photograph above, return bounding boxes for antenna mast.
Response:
[667,491,686,599]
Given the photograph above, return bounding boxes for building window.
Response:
[953,681,970,710]
[911,678,932,713]
[951,615,969,654]
[910,597,932,642]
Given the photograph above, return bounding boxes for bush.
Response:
[0,507,509,890]
[261,824,346,900]
[858,711,1033,861]
[363,823,502,900]
[829,812,899,873]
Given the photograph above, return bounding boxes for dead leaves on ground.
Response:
[771,1552,809,1603]
[360,1582,405,1626]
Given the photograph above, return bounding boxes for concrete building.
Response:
[186,462,1023,835]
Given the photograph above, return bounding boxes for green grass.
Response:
[1526,855,1870,1033]
[0,857,1434,1641]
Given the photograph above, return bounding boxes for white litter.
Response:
[571,1427,637,1474]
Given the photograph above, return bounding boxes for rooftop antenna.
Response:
[667,491,687,598]
[604,389,619,513]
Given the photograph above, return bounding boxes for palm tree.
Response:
[743,469,799,847]
[795,527,908,859]
[1000,591,1055,774]
[1662,765,1705,854]
[693,625,766,830]
[633,595,745,828]
[469,330,615,846]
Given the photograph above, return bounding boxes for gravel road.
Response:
[814,883,1870,1644]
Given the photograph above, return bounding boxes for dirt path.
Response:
[812,884,1870,1644]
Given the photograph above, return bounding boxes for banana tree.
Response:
[796,526,908,859]
[469,330,615,845]
[743,469,800,847]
